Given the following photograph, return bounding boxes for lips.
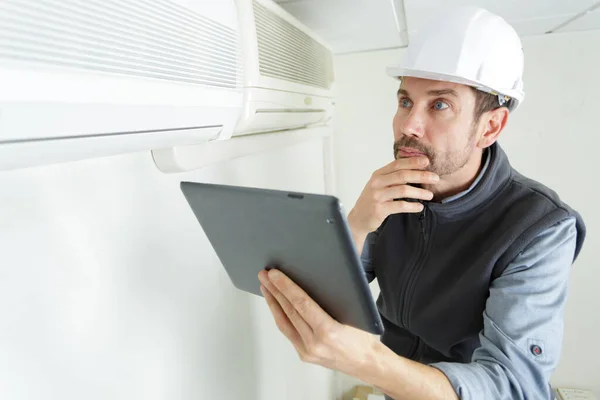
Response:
[398,147,425,157]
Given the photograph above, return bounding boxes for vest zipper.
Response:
[419,206,428,240]
[400,204,430,328]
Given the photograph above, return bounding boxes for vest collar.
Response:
[426,142,512,220]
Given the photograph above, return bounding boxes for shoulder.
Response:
[509,169,571,212]
[501,216,577,276]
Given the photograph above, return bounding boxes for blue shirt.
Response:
[362,150,576,399]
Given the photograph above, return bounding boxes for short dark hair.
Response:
[470,87,511,122]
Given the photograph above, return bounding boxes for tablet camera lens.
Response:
[326,218,334,224]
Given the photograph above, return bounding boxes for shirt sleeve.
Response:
[360,230,379,283]
[431,217,577,400]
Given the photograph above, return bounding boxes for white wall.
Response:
[332,29,600,394]
[0,133,335,400]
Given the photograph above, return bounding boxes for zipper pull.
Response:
[419,203,427,221]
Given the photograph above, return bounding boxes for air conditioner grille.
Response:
[0,0,242,89]
[253,1,333,90]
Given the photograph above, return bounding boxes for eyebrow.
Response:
[397,88,459,98]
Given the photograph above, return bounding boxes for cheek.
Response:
[392,111,403,140]
[427,121,464,150]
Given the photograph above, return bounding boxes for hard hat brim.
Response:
[386,65,523,111]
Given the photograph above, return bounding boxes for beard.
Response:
[393,127,477,177]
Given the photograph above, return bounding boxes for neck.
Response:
[423,149,484,202]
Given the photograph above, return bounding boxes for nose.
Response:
[395,107,425,140]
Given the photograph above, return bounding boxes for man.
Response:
[257,6,586,400]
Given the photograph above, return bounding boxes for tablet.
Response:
[180,182,384,335]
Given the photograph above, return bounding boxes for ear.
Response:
[477,107,509,148]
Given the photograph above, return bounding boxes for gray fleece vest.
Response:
[371,143,586,364]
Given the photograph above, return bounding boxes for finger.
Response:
[259,270,315,341]
[376,185,434,202]
[267,269,333,333]
[377,169,439,188]
[375,156,429,175]
[381,200,424,215]
[260,284,307,354]
[386,170,440,187]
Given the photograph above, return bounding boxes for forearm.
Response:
[352,230,368,256]
[347,214,368,256]
[358,340,458,400]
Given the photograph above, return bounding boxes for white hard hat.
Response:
[387,6,525,111]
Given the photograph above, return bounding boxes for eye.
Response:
[399,98,413,108]
[433,100,449,111]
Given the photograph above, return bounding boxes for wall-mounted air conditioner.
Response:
[232,0,335,136]
[152,0,336,172]
[0,0,335,172]
[0,0,244,171]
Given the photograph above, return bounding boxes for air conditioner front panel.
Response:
[0,0,243,168]
[0,63,242,142]
[232,86,333,136]
[0,100,239,144]
[237,109,326,135]
[249,75,333,99]
[0,126,223,172]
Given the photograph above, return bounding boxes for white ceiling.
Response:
[274,0,600,54]
[273,0,406,54]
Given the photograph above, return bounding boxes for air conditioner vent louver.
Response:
[253,0,333,90]
[0,0,241,88]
